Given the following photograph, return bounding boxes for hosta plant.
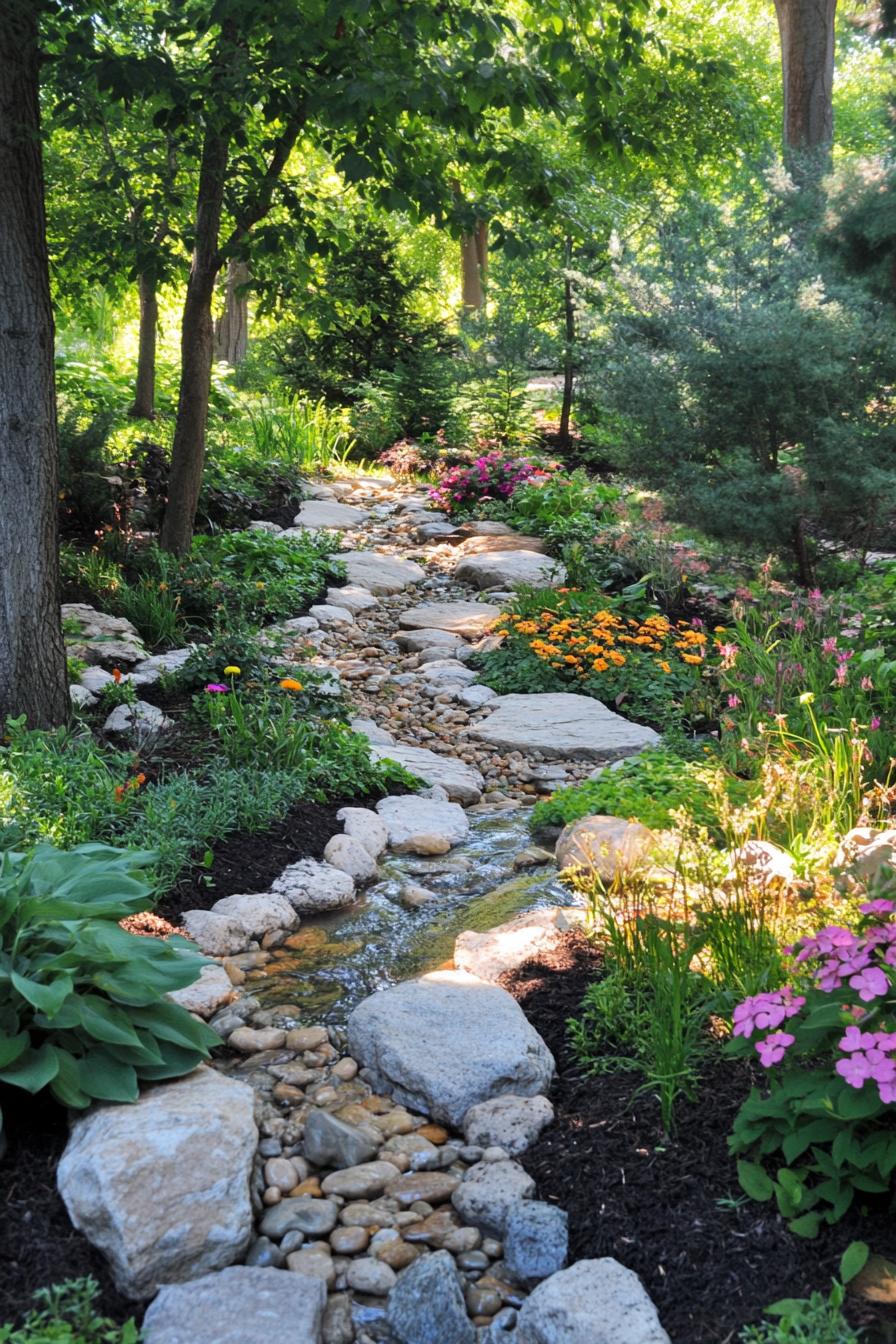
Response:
[0,840,218,1113]
[728,899,896,1236]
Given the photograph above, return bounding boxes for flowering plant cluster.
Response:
[428,452,551,516]
[728,900,896,1236]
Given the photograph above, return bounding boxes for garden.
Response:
[5,1,896,1342]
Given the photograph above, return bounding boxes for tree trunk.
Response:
[129,271,158,419]
[159,126,229,555]
[773,0,837,173]
[214,258,249,365]
[0,3,69,728]
[558,236,575,448]
[461,221,488,311]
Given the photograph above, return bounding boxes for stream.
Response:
[244,809,578,1023]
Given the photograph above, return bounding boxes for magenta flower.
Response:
[839,1025,878,1053]
[849,966,889,1002]
[871,715,882,730]
[756,1032,795,1067]
[860,899,896,916]
[861,676,875,691]
[878,1080,896,1103]
[822,636,838,654]
[205,683,228,693]
[727,693,741,709]
[836,1052,874,1088]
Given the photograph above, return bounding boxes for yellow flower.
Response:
[224,665,241,676]
[798,691,815,705]
[256,581,266,589]
[280,678,304,692]
[659,660,672,674]
[681,653,703,665]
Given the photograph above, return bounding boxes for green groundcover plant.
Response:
[0,1278,138,1344]
[739,1244,868,1343]
[729,899,896,1237]
[0,840,217,1112]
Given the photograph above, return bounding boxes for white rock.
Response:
[417,660,478,687]
[129,647,195,686]
[104,701,173,735]
[349,717,395,746]
[369,744,484,805]
[309,603,355,627]
[210,891,298,937]
[515,1258,670,1344]
[58,1068,257,1299]
[376,795,469,855]
[337,806,390,859]
[271,858,356,911]
[324,833,379,884]
[396,628,472,654]
[326,585,380,614]
[293,500,369,529]
[341,551,426,595]
[166,963,235,1019]
[247,519,283,533]
[61,603,148,665]
[141,1266,326,1344]
[455,550,566,591]
[69,684,97,709]
[347,969,554,1128]
[456,684,497,708]
[79,666,115,693]
[451,1159,536,1236]
[555,815,658,880]
[182,910,251,956]
[418,643,473,665]
[454,909,572,984]
[399,602,502,639]
[303,482,339,500]
[463,1094,555,1156]
[469,693,659,761]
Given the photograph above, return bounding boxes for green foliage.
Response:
[0,1278,138,1344]
[245,397,355,473]
[0,841,218,1109]
[590,183,896,582]
[530,745,745,836]
[501,470,620,555]
[457,313,539,450]
[739,1278,861,1344]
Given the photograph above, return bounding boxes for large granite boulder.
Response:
[340,551,425,594]
[370,746,484,805]
[454,908,576,984]
[555,815,658,881]
[387,1249,475,1344]
[141,1266,326,1344]
[515,1259,670,1344]
[469,693,659,762]
[271,858,356,911]
[398,601,502,639]
[57,1068,257,1298]
[347,969,554,1127]
[375,795,470,855]
[455,550,566,591]
[61,603,148,665]
[455,532,546,556]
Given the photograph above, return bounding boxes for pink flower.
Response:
[849,966,889,1002]
[756,1032,795,1067]
[860,899,896,916]
[839,1025,878,1052]
[837,1052,873,1087]
[861,676,875,691]
[871,716,882,730]
[878,1080,896,1103]
[205,683,228,693]
[727,694,741,709]
[822,637,838,655]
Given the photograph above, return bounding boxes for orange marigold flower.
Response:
[280,678,304,692]
[112,667,122,684]
[681,653,704,665]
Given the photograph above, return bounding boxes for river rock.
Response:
[337,806,390,859]
[129,647,195,686]
[396,628,472,654]
[324,833,379,884]
[504,1201,568,1282]
[346,1257,397,1296]
[349,717,396,745]
[456,533,546,556]
[399,601,502,639]
[182,909,251,956]
[57,1068,256,1298]
[341,551,426,594]
[104,701,173,736]
[347,969,554,1127]
[375,795,470,855]
[211,891,297,937]
[271,858,356,911]
[294,500,369,530]
[141,1266,326,1344]
[309,603,355,628]
[515,1258,670,1344]
[417,659,479,687]
[463,1094,555,1156]
[370,746,484,805]
[387,1250,475,1344]
[321,1161,401,1200]
[326,584,379,613]
[261,1196,340,1239]
[451,1159,535,1237]
[303,1109,380,1169]
[454,908,571,984]
[469,693,659,761]
[166,963,235,1018]
[455,550,566,591]
[555,815,657,880]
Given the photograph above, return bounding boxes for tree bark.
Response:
[558,235,575,448]
[129,271,158,419]
[0,3,69,727]
[773,0,837,173]
[214,258,249,365]
[159,125,229,555]
[461,220,488,311]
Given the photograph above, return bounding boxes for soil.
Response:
[502,932,896,1344]
[0,1089,138,1328]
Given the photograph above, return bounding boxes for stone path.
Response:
[60,472,669,1344]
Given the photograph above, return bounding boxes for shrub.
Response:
[502,470,620,553]
[0,841,217,1110]
[428,453,550,517]
[479,589,709,728]
[0,1277,138,1344]
[728,898,896,1236]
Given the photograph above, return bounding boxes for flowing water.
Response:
[245,809,577,1023]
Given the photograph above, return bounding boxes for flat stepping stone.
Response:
[368,743,484,804]
[396,627,471,654]
[455,549,566,590]
[455,532,546,556]
[468,692,659,762]
[399,601,502,639]
[376,795,470,855]
[141,1267,326,1344]
[326,584,379,613]
[292,500,369,529]
[341,551,426,594]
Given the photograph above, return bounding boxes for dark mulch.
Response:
[502,933,896,1344]
[0,1089,138,1327]
[157,797,349,923]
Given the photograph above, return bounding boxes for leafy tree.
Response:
[590,183,896,583]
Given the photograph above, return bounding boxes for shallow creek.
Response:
[243,810,576,1024]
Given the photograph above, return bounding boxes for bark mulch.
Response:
[501,931,896,1344]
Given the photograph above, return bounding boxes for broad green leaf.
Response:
[840,1241,870,1284]
[0,1043,59,1093]
[11,970,73,1017]
[788,1212,821,1239]
[737,1160,774,1202]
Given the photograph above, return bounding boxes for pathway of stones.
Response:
[58,473,669,1344]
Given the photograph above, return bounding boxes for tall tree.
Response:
[0,1,69,727]
[773,0,837,170]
